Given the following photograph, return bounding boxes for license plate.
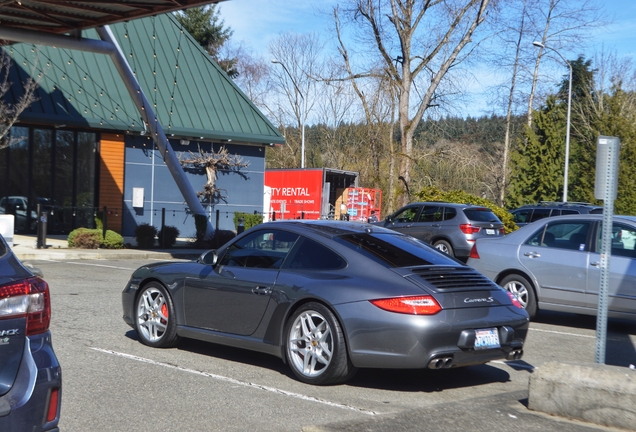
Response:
[486,229,495,235]
[474,328,500,350]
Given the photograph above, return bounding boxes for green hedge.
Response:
[67,228,124,249]
[135,223,157,248]
[233,212,263,232]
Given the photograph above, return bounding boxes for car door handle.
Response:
[591,261,600,267]
[523,252,540,258]
[432,224,441,227]
[252,286,272,295]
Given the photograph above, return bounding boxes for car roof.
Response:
[403,202,492,209]
[263,220,398,237]
[513,202,602,210]
[520,213,636,225]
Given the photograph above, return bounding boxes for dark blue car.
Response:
[0,234,61,431]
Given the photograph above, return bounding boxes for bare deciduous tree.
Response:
[0,51,39,149]
[334,0,492,206]
[179,146,249,203]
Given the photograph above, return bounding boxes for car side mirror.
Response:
[385,215,393,223]
[198,250,218,266]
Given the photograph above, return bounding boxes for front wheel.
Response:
[285,303,356,385]
[500,274,538,319]
[135,282,180,348]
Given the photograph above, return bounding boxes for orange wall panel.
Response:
[99,134,124,234]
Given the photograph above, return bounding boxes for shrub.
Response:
[158,225,180,248]
[414,186,518,233]
[233,212,263,232]
[94,212,103,231]
[68,228,92,247]
[72,230,101,249]
[102,230,124,249]
[135,223,157,248]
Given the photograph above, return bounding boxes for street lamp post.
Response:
[271,59,306,169]
[533,41,573,203]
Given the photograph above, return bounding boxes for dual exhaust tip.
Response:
[428,356,453,369]
[506,349,524,361]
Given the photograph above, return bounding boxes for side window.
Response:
[596,223,636,258]
[393,207,418,223]
[443,207,457,221]
[512,209,532,224]
[219,229,299,269]
[285,238,346,270]
[560,210,578,215]
[530,208,551,222]
[419,206,443,222]
[526,221,591,250]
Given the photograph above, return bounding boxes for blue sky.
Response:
[219,0,636,117]
[220,0,636,59]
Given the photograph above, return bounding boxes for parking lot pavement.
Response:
[302,390,617,432]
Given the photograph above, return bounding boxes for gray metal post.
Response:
[594,136,620,364]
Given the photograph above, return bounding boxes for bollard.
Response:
[37,206,48,249]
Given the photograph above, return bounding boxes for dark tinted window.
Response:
[285,238,346,270]
[512,209,532,224]
[463,209,500,222]
[530,208,551,222]
[419,206,443,222]
[560,210,579,215]
[443,207,457,220]
[589,208,603,214]
[220,229,299,269]
[334,233,457,268]
[392,207,418,223]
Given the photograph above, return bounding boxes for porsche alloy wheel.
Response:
[135,282,180,348]
[285,303,356,385]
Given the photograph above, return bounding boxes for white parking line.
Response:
[90,347,379,416]
[41,260,136,270]
[530,328,595,339]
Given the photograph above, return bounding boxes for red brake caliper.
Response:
[161,303,168,323]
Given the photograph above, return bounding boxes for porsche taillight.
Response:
[370,295,442,315]
[0,277,51,335]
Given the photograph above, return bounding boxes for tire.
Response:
[285,302,356,385]
[500,274,538,319]
[433,239,454,257]
[135,282,180,348]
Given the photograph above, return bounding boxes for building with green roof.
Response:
[0,13,284,237]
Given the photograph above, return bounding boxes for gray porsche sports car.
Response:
[122,221,528,385]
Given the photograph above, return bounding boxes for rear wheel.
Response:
[433,239,454,257]
[500,274,537,319]
[285,302,356,385]
[135,282,180,348]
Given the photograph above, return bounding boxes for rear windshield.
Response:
[0,235,5,257]
[334,232,459,268]
[463,209,500,223]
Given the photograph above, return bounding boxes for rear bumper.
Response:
[0,331,62,432]
[335,302,529,369]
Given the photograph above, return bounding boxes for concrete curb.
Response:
[528,361,636,430]
[15,251,202,261]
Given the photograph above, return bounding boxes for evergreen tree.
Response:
[175,6,237,77]
[507,96,566,207]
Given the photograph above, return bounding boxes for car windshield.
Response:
[334,232,459,268]
[463,209,500,222]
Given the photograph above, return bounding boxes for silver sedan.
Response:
[468,214,636,321]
